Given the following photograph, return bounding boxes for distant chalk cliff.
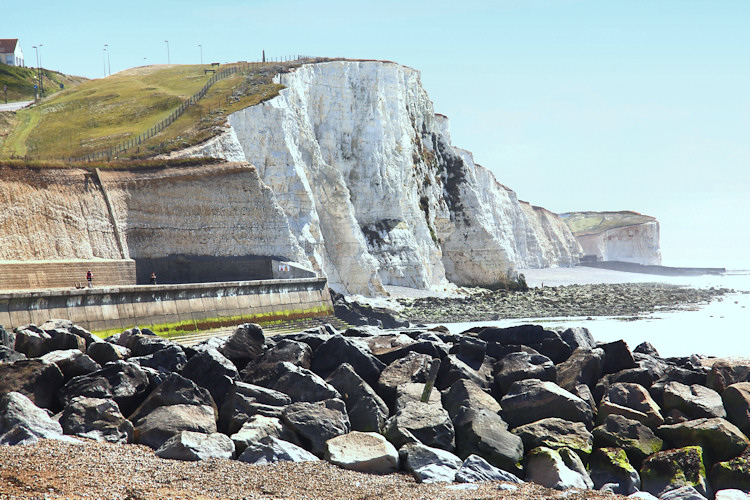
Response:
[561,211,662,266]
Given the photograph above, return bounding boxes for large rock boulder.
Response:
[663,381,727,419]
[640,446,709,498]
[246,361,340,403]
[128,373,216,423]
[0,391,64,442]
[124,334,175,358]
[180,348,239,408]
[493,352,556,395]
[599,340,638,375]
[133,403,217,450]
[524,446,593,490]
[511,417,593,457]
[711,451,750,493]
[13,327,52,358]
[326,363,388,433]
[230,415,299,454]
[455,454,524,484]
[657,418,750,464]
[281,399,350,456]
[219,323,265,370]
[59,360,151,416]
[707,361,750,394]
[129,345,187,374]
[592,414,663,465]
[453,407,524,473]
[60,396,133,443]
[598,382,664,428]
[399,442,463,483]
[311,334,385,388]
[237,436,319,464]
[324,431,399,474]
[500,379,593,429]
[588,447,641,495]
[555,348,604,391]
[436,354,494,392]
[383,400,455,451]
[477,325,572,364]
[86,342,130,366]
[559,327,596,351]
[722,382,750,437]
[0,346,25,364]
[376,352,432,408]
[0,359,65,410]
[40,349,100,381]
[155,431,235,461]
[240,339,312,383]
[218,381,291,434]
[442,379,501,420]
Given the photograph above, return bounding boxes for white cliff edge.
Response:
[183,60,583,294]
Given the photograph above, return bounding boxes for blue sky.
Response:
[7,0,750,268]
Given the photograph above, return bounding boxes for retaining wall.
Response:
[0,260,136,291]
[0,277,333,333]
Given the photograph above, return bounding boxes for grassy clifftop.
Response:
[0,63,86,103]
[0,62,295,160]
[560,211,656,236]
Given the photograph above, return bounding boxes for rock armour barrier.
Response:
[0,278,333,332]
[1,317,748,497]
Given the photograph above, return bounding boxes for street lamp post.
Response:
[32,45,40,98]
[198,44,202,65]
[38,44,44,95]
[164,40,170,64]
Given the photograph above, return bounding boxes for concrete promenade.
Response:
[0,277,333,333]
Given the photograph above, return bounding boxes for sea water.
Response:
[435,269,750,358]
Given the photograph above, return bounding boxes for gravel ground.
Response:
[0,440,626,500]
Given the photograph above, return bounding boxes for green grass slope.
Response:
[560,211,656,236]
[0,62,299,160]
[0,63,85,102]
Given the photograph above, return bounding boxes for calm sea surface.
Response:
[433,270,750,358]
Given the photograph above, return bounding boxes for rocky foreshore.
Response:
[1,318,749,499]
[397,283,735,324]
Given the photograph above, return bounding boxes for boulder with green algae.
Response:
[511,417,593,457]
[657,417,750,464]
[711,451,750,493]
[589,447,641,495]
[593,414,663,465]
[640,446,709,498]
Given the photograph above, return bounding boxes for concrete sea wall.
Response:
[0,277,333,332]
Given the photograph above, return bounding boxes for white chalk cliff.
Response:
[187,60,583,294]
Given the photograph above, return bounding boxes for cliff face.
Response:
[0,168,120,261]
[0,164,306,278]
[562,211,662,265]
[189,61,582,293]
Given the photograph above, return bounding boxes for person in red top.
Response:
[86,270,93,287]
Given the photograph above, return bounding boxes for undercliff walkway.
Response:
[170,315,350,347]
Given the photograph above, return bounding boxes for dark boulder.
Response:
[453,407,523,474]
[13,327,52,358]
[707,361,750,394]
[60,396,133,443]
[129,373,217,423]
[40,349,100,381]
[500,379,594,429]
[599,340,638,375]
[592,414,663,465]
[155,431,235,461]
[477,325,571,364]
[219,323,265,370]
[558,327,596,351]
[311,334,385,388]
[0,359,65,411]
[493,351,555,395]
[0,346,25,364]
[511,417,593,458]
[133,403,218,450]
[281,398,350,456]
[436,354,493,392]
[711,450,750,493]
[238,436,319,464]
[383,400,455,452]
[455,454,524,484]
[180,348,239,408]
[442,379,501,420]
[377,352,433,409]
[59,360,151,416]
[326,363,388,432]
[240,339,312,384]
[129,344,187,373]
[86,342,130,365]
[663,381,727,419]
[722,382,750,436]
[640,446,709,498]
[589,447,641,495]
[657,417,750,465]
[555,348,604,392]
[0,391,64,442]
[399,442,462,483]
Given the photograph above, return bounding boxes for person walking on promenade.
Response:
[86,270,93,288]
[150,272,157,285]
